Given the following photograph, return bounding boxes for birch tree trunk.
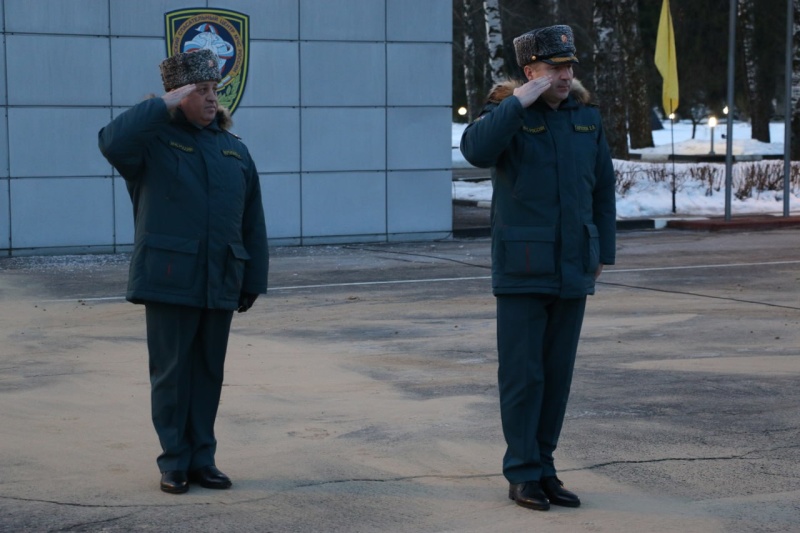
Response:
[739,0,770,142]
[791,0,800,159]
[545,0,559,23]
[593,0,629,159]
[617,0,653,149]
[483,0,506,86]
[463,0,482,122]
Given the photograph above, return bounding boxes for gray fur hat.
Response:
[513,25,579,67]
[159,49,221,91]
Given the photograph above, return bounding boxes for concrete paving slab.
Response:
[1,229,799,531]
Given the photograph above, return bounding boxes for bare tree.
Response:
[484,0,506,85]
[593,0,629,159]
[739,0,770,142]
[544,0,559,22]
[791,0,800,159]
[463,0,483,122]
[618,0,654,149]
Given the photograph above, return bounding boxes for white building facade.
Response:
[0,0,453,255]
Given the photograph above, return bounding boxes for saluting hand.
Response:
[513,76,551,108]
[161,84,196,109]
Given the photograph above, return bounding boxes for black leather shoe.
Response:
[540,476,581,507]
[508,482,550,511]
[188,465,232,489]
[160,471,189,494]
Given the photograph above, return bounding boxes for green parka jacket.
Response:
[98,97,269,310]
[460,80,616,298]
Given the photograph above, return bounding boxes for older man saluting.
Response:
[98,49,268,494]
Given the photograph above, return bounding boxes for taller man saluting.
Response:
[460,25,616,511]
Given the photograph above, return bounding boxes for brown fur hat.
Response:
[513,25,578,67]
[160,49,221,91]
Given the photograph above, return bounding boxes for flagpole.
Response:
[671,112,676,214]
[783,0,792,217]
[668,5,676,215]
[724,0,737,221]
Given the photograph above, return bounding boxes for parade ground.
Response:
[1,227,799,532]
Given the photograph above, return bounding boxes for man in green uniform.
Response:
[98,49,269,494]
[460,25,616,511]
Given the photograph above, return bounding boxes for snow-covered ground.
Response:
[452,120,799,218]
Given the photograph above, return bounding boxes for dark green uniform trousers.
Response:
[145,302,234,473]
[496,294,586,484]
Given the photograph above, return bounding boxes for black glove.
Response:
[237,292,258,313]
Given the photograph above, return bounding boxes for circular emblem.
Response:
[166,8,250,113]
[172,14,243,91]
[561,34,568,43]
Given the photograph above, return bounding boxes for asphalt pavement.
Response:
[1,226,799,532]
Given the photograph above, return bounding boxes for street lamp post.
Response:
[708,116,717,155]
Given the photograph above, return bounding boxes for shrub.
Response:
[614,158,800,203]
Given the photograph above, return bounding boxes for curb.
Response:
[453,199,492,208]
[665,215,800,231]
[454,200,800,235]
[453,220,662,238]
[453,227,491,238]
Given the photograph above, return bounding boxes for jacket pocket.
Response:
[143,233,200,289]
[583,223,600,274]
[500,226,556,276]
[223,242,251,295]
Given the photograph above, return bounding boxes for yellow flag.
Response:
[654,0,679,115]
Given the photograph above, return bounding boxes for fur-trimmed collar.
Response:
[486,78,590,105]
[175,105,233,130]
[214,106,233,130]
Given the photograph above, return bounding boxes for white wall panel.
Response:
[387,171,452,234]
[10,177,114,249]
[0,111,8,178]
[111,38,170,106]
[301,108,385,172]
[212,0,300,40]
[231,108,301,174]
[261,174,301,239]
[110,0,196,37]
[7,35,111,106]
[301,42,385,106]
[0,180,9,251]
[0,37,6,105]
[387,43,451,106]
[301,172,386,237]
[387,107,452,170]
[239,41,299,107]
[300,0,384,41]
[6,0,108,34]
[9,108,112,178]
[387,0,451,42]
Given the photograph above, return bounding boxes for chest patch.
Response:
[222,149,242,160]
[574,124,596,133]
[169,140,194,153]
[522,125,546,134]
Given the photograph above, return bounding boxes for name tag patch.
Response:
[222,149,242,160]
[169,141,194,153]
[522,125,546,134]
[574,124,596,132]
